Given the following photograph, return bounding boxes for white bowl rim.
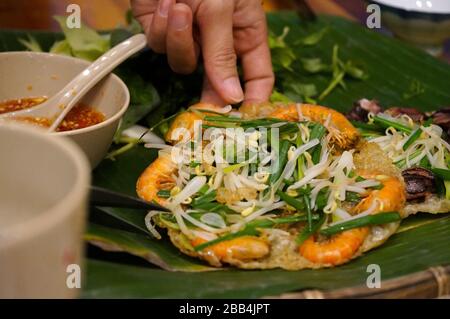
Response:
[0,123,91,250]
[0,51,130,137]
[372,0,450,14]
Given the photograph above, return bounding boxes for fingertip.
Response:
[243,76,275,104]
[222,77,244,104]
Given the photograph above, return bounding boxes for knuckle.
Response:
[210,47,237,70]
[196,0,229,24]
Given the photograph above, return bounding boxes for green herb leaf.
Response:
[298,27,328,46]
[49,40,72,56]
[270,90,293,103]
[54,15,110,61]
[344,61,369,80]
[301,58,330,73]
[269,27,296,72]
[18,34,43,52]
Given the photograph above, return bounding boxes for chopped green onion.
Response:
[248,214,320,229]
[190,161,201,168]
[198,185,209,195]
[202,123,237,129]
[296,134,304,180]
[373,115,413,134]
[432,168,450,181]
[203,116,285,129]
[156,190,171,199]
[362,131,383,138]
[192,189,216,206]
[194,227,260,251]
[304,194,313,231]
[345,192,361,203]
[394,150,422,168]
[315,190,328,210]
[445,181,450,200]
[296,213,326,245]
[276,190,305,211]
[319,212,401,236]
[203,116,246,123]
[223,162,248,174]
[191,188,236,214]
[403,128,422,151]
[269,140,291,185]
[158,214,180,230]
[350,121,382,131]
[423,118,433,127]
[419,156,431,169]
[309,124,326,164]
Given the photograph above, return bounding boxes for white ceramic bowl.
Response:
[0,52,130,167]
[0,123,90,298]
[370,0,450,55]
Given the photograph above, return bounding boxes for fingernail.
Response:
[170,9,189,31]
[223,77,244,103]
[159,0,171,17]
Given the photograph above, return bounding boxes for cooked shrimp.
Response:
[299,172,405,266]
[269,104,359,150]
[191,236,270,262]
[165,110,203,144]
[300,227,369,266]
[136,153,177,205]
[355,173,406,214]
[138,103,221,203]
[165,103,219,143]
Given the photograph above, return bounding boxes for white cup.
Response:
[0,123,90,298]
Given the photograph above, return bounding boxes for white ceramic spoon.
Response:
[0,34,147,132]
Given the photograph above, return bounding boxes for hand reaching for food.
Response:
[131,0,274,106]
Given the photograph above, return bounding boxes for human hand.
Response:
[131,0,274,105]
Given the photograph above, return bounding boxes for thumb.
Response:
[197,1,243,104]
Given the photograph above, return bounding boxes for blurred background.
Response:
[0,0,359,30]
[0,0,448,61]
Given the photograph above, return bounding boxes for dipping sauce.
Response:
[0,97,105,132]
[0,97,46,114]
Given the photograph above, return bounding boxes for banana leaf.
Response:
[2,12,450,298]
[86,223,215,272]
[83,215,450,298]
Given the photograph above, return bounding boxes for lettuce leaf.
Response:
[54,16,110,61]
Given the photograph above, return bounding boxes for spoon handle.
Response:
[48,34,147,132]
